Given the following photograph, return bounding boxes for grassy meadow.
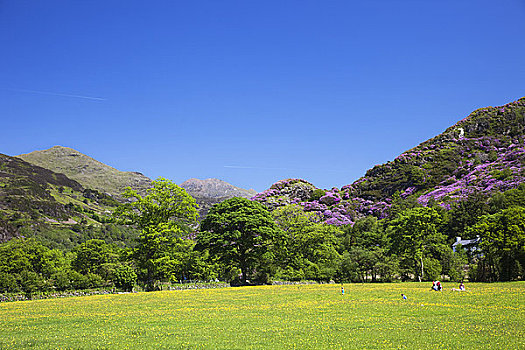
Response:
[0,282,523,349]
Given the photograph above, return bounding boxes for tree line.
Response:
[0,178,523,297]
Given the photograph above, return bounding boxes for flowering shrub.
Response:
[251,97,525,225]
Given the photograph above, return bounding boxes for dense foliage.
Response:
[198,197,282,283]
[3,183,522,298]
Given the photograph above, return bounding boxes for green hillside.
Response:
[0,153,137,249]
[18,146,152,200]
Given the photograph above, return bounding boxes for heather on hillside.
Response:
[253,97,525,226]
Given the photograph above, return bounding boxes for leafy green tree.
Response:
[0,273,19,293]
[134,223,196,289]
[445,192,490,240]
[17,270,46,298]
[341,217,393,282]
[0,238,65,278]
[113,177,198,230]
[271,205,341,281]
[113,178,199,290]
[198,197,282,284]
[388,207,447,281]
[114,264,137,292]
[470,207,525,281]
[72,239,120,275]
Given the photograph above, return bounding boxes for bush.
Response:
[0,272,19,293]
[69,271,90,290]
[86,273,105,288]
[51,270,72,291]
[114,265,137,292]
[17,271,46,298]
[310,189,326,201]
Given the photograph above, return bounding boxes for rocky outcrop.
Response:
[180,178,257,219]
[180,178,256,199]
[0,218,18,242]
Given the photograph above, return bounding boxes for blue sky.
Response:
[1,1,524,192]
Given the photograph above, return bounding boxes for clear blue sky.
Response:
[1,1,524,192]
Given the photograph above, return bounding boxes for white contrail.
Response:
[224,165,347,173]
[224,165,292,170]
[7,88,107,101]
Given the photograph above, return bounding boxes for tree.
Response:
[72,239,119,275]
[272,205,341,281]
[445,192,490,240]
[134,223,197,289]
[114,264,137,292]
[113,177,198,230]
[388,207,447,281]
[341,216,392,282]
[113,178,199,290]
[197,197,282,284]
[470,207,525,281]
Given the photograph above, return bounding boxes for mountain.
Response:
[181,178,256,199]
[253,96,525,225]
[18,146,152,200]
[180,178,257,218]
[17,146,257,221]
[0,153,136,248]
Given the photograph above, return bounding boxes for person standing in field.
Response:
[341,285,345,295]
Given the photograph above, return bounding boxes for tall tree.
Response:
[470,207,525,281]
[389,207,447,281]
[113,178,199,290]
[197,197,282,283]
[113,177,198,230]
[272,205,341,281]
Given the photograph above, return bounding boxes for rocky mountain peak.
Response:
[180,178,256,199]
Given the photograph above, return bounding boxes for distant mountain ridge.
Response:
[17,146,257,220]
[181,178,257,219]
[180,178,256,199]
[18,146,152,200]
[253,96,525,225]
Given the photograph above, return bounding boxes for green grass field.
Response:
[0,282,523,349]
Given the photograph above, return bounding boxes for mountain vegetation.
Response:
[18,146,152,200]
[0,96,524,298]
[17,147,256,219]
[253,97,525,225]
[0,153,138,249]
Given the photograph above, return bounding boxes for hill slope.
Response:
[18,146,152,200]
[17,146,258,220]
[253,96,525,224]
[0,153,134,247]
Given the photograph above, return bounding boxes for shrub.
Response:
[310,189,326,201]
[114,265,137,292]
[0,272,19,293]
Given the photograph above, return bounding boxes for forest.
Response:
[0,178,524,299]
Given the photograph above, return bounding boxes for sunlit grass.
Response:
[0,282,523,349]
